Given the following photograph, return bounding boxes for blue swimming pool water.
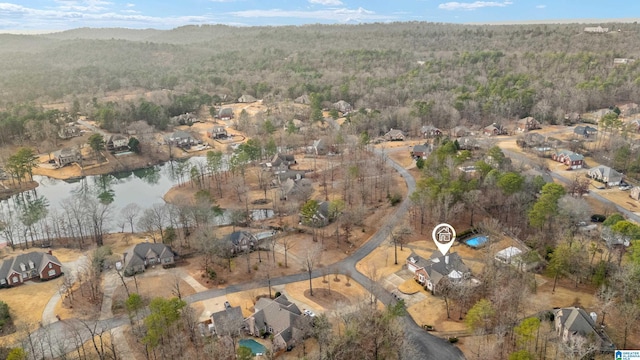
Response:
[465,235,488,248]
[239,339,266,355]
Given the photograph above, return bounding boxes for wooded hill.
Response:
[1,22,639,134]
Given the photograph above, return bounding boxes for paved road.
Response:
[29,147,464,359]
[502,148,640,223]
[186,147,465,360]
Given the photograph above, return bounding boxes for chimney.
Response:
[445,255,449,264]
[48,250,52,255]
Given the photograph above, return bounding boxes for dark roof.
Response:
[124,243,175,270]
[223,231,256,246]
[426,252,469,285]
[0,252,62,280]
[412,144,428,153]
[211,306,244,335]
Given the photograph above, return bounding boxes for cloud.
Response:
[438,1,513,11]
[54,0,112,12]
[125,3,135,7]
[309,0,344,5]
[229,7,391,22]
[536,4,546,9]
[0,2,220,30]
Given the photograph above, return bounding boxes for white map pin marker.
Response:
[432,223,456,256]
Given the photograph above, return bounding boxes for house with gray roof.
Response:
[574,125,598,138]
[411,144,429,159]
[406,251,471,294]
[332,100,352,114]
[588,165,623,187]
[217,108,234,120]
[107,135,129,152]
[265,153,296,172]
[222,231,257,255]
[165,130,197,149]
[552,150,584,169]
[406,250,471,294]
[554,307,614,353]
[210,306,244,336]
[0,251,63,288]
[384,129,406,141]
[483,123,507,136]
[245,294,312,351]
[209,125,228,139]
[123,243,175,276]
[516,117,540,132]
[420,125,442,138]
[53,148,81,167]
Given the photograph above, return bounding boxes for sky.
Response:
[1,0,639,33]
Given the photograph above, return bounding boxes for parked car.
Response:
[224,301,231,309]
[303,309,315,317]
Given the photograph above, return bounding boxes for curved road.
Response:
[29,147,465,359]
[187,147,464,359]
[502,148,640,223]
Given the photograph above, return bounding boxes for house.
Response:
[53,148,81,167]
[588,165,623,187]
[244,294,312,351]
[294,94,311,105]
[630,186,640,201]
[483,123,507,136]
[564,112,581,124]
[165,130,197,149]
[265,153,296,172]
[0,251,63,288]
[420,125,442,138]
[574,125,598,138]
[332,100,353,114]
[123,243,176,276]
[238,94,257,103]
[300,201,331,227]
[384,129,406,141]
[411,144,429,159]
[209,125,228,139]
[58,124,81,139]
[217,108,234,120]
[279,178,313,201]
[554,307,614,352]
[516,117,540,132]
[494,246,523,265]
[222,231,257,255]
[106,135,129,152]
[450,126,472,138]
[171,113,198,125]
[275,170,306,183]
[406,252,471,293]
[210,306,244,336]
[552,150,585,170]
[457,137,480,150]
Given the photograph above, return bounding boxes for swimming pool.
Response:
[465,235,488,248]
[239,339,266,356]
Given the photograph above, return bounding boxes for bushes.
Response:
[0,301,9,329]
[387,193,402,206]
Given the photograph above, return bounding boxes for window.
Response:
[48,263,53,269]
[12,276,19,284]
[0,279,5,285]
[20,263,26,271]
[48,269,57,277]
[29,261,35,269]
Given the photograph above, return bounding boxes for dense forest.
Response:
[0,22,639,142]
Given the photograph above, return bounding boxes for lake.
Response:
[0,156,273,245]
